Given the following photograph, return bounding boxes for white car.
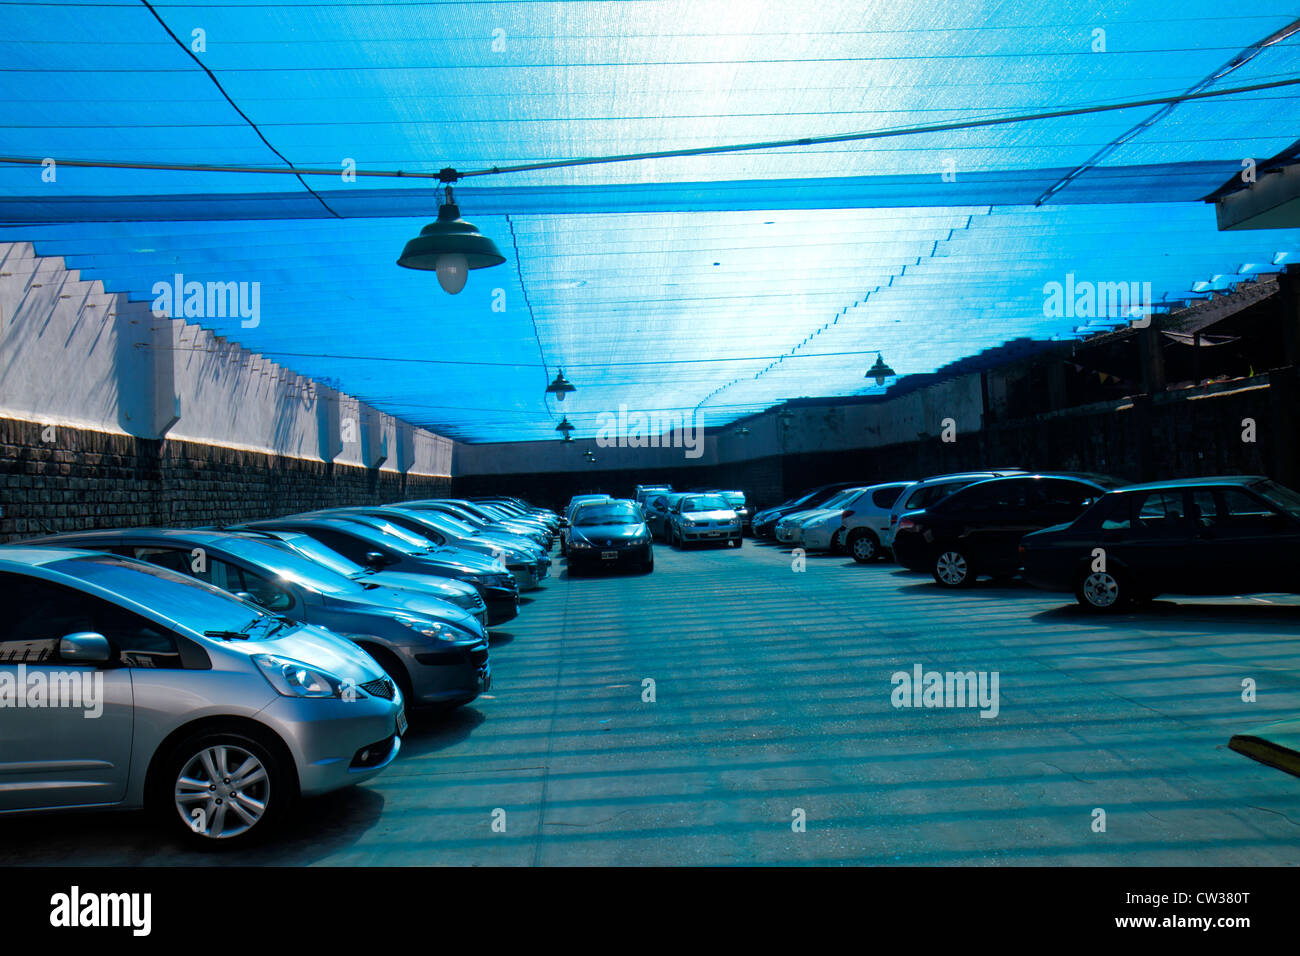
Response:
[774,486,867,543]
[797,482,913,561]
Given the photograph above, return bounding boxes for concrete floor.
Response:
[6,540,1300,866]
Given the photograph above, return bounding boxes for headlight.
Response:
[254,654,348,698]
[395,615,475,644]
[569,536,593,549]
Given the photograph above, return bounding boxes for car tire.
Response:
[1075,568,1128,612]
[933,548,976,587]
[848,528,881,564]
[153,727,295,849]
[828,528,847,554]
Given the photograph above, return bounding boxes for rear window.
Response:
[872,486,905,509]
[907,480,974,510]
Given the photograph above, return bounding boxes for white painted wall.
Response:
[0,241,453,476]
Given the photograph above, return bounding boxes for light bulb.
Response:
[435,253,469,294]
[556,390,567,402]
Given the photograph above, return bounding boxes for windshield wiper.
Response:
[203,629,250,641]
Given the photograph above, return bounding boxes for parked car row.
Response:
[0,495,560,847]
[753,472,1300,611]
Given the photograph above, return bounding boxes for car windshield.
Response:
[50,553,272,636]
[327,522,426,557]
[1251,479,1300,519]
[684,495,729,511]
[211,536,356,595]
[260,535,366,578]
[444,507,486,525]
[411,511,476,536]
[819,488,860,509]
[358,519,437,549]
[576,504,641,526]
[722,492,745,506]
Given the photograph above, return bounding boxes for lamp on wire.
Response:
[397,170,506,294]
[546,369,576,402]
[866,353,896,386]
[555,416,575,441]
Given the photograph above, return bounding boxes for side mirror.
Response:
[59,631,114,664]
[233,590,260,604]
[364,551,389,568]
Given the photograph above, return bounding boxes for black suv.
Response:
[892,474,1120,587]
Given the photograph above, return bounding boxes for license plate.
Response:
[706,532,723,538]
[396,707,408,736]
[601,550,618,559]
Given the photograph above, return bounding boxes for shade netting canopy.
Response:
[2,0,1299,440]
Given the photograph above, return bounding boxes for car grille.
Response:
[360,677,396,700]
[470,647,489,669]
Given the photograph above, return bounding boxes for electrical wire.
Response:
[3,75,1299,182]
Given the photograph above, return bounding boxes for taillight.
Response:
[897,518,917,531]
[841,510,855,518]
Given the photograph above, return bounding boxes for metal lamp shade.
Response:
[866,354,896,385]
[397,203,507,271]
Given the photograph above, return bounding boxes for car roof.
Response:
[948,473,1114,492]
[26,527,245,547]
[912,470,1024,485]
[1113,475,1268,493]
[0,545,105,567]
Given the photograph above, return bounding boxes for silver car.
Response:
[666,493,743,548]
[0,547,404,847]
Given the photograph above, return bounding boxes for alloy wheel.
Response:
[174,744,270,840]
[851,535,876,562]
[1081,571,1120,608]
[935,551,969,586]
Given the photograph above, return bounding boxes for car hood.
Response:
[778,509,819,523]
[328,588,485,636]
[222,622,387,685]
[423,546,507,573]
[798,508,843,524]
[457,534,537,560]
[570,522,648,541]
[365,569,478,601]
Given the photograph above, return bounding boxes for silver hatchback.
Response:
[0,548,404,847]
